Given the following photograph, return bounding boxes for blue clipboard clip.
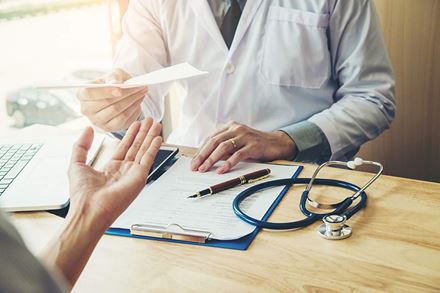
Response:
[130,223,212,243]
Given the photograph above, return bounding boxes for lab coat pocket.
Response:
[260,6,331,88]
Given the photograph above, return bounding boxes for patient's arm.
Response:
[42,118,162,288]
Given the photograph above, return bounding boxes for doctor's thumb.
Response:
[105,68,132,98]
[105,68,132,84]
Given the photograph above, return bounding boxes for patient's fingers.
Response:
[112,121,141,160]
[71,127,94,164]
[134,122,162,163]
[125,118,153,161]
[140,137,162,167]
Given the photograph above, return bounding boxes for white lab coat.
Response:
[114,0,395,160]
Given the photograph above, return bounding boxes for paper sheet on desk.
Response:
[34,63,208,89]
[111,156,299,240]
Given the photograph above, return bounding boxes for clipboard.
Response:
[106,165,303,250]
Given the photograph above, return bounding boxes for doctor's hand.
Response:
[191,122,298,174]
[68,118,162,228]
[77,69,148,132]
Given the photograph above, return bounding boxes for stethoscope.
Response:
[233,158,383,240]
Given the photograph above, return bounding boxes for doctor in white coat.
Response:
[78,0,395,174]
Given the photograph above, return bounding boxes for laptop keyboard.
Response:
[0,144,43,196]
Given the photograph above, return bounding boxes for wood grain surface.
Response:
[9,137,440,292]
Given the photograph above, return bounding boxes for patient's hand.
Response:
[43,118,162,288]
[67,117,162,227]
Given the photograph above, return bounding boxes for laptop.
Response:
[0,133,104,212]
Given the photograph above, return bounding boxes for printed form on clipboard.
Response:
[110,156,301,241]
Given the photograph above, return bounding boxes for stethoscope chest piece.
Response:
[317,215,352,240]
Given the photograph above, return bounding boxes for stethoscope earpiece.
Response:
[346,157,365,169]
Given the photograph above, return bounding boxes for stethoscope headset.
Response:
[232,158,383,240]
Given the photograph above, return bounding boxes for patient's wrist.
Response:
[66,194,109,237]
[42,202,106,288]
[65,204,106,242]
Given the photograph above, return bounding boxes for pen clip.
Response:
[247,174,270,184]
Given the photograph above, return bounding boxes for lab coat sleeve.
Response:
[113,0,170,123]
[307,0,396,160]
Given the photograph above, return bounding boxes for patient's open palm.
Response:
[68,118,162,226]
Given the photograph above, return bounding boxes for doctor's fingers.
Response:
[101,68,137,98]
[89,68,130,85]
[77,68,135,100]
[102,100,143,134]
[85,90,147,131]
[80,87,147,116]
[217,146,253,174]
[104,68,132,83]
[121,104,144,130]
[192,132,240,172]
[197,137,245,173]
[192,121,239,159]
[78,84,148,102]
[191,122,248,171]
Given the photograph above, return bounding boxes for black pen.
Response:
[188,168,271,198]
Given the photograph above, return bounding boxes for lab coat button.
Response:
[226,63,235,74]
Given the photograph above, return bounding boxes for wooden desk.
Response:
[8,131,440,292]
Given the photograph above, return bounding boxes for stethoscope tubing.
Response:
[232,178,367,230]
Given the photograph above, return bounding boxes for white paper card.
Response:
[34,63,208,89]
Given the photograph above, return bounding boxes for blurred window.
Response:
[0,0,115,131]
